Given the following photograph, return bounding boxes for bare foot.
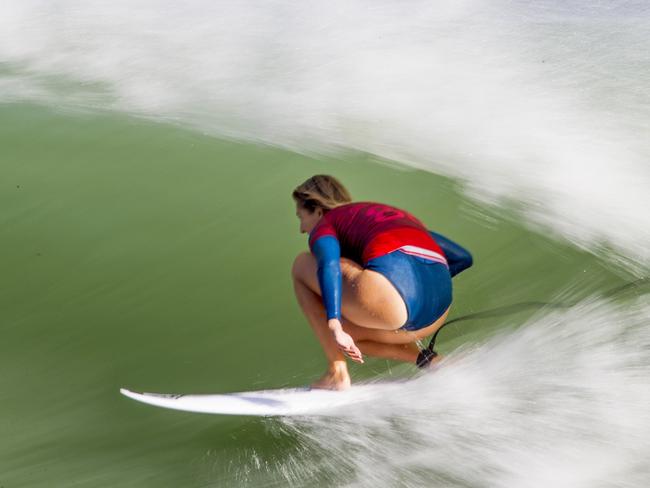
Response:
[311,363,351,391]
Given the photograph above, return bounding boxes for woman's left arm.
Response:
[311,236,343,321]
[312,236,363,363]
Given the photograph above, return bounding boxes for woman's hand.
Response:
[328,319,364,363]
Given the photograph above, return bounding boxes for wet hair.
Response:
[292,175,352,213]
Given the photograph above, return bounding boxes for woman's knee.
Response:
[291,252,315,281]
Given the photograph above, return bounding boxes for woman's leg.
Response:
[343,308,449,362]
[293,273,350,389]
[292,252,449,388]
[293,252,408,331]
[355,341,420,362]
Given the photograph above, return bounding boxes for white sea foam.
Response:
[1,1,649,268]
[265,297,650,487]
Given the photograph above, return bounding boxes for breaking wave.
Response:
[1,0,649,267]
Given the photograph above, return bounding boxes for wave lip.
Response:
[1,1,649,268]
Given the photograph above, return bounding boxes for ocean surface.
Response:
[1,2,649,487]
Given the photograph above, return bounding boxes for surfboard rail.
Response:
[119,385,382,416]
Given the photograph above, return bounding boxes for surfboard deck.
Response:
[120,384,386,416]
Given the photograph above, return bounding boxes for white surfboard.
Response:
[120,384,387,416]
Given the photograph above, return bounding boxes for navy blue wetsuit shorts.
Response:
[366,250,452,331]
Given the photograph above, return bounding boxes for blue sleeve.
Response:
[311,236,342,320]
[428,230,473,278]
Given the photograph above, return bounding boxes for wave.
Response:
[2,1,649,268]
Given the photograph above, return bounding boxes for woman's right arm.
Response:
[428,230,473,277]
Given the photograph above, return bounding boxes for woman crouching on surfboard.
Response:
[292,175,473,390]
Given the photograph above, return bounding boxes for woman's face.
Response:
[296,204,323,234]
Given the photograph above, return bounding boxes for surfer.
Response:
[292,175,473,390]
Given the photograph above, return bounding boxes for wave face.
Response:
[253,297,650,488]
[2,5,650,487]
[1,1,649,268]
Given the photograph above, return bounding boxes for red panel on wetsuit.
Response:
[308,202,444,265]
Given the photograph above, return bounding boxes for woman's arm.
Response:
[311,235,342,320]
[311,236,363,362]
[428,230,473,277]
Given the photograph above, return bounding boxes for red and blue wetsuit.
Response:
[309,202,472,330]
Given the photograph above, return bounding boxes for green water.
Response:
[0,105,628,486]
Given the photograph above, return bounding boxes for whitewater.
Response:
[1,0,649,266]
[268,298,650,487]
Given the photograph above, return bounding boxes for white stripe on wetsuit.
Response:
[397,245,448,266]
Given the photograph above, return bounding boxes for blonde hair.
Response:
[292,175,352,212]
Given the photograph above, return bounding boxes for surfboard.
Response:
[120,384,385,416]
